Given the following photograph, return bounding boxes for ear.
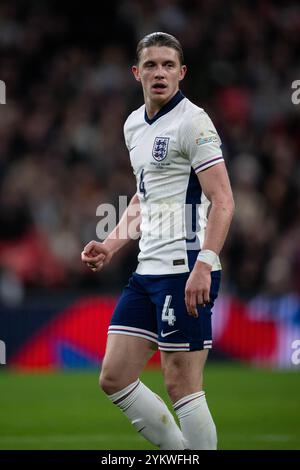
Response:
[179,65,187,82]
[132,65,141,82]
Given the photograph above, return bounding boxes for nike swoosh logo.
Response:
[160,330,179,338]
[129,145,137,151]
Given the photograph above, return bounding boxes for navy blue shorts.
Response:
[109,271,221,352]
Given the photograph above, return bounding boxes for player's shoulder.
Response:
[179,98,216,135]
[180,98,208,125]
[124,104,145,133]
[123,104,145,149]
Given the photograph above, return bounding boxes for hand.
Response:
[185,261,212,318]
[81,240,113,272]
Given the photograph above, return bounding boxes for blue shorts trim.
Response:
[109,271,221,352]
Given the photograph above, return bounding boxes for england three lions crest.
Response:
[152,137,170,162]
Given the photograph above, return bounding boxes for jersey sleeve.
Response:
[180,110,224,173]
[123,116,137,176]
[123,118,130,151]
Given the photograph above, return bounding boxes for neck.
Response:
[144,89,179,119]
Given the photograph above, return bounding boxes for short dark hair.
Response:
[136,32,184,65]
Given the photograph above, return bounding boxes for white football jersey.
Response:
[124,90,224,275]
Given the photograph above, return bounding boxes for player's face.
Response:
[132,46,187,109]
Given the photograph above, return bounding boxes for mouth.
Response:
[151,83,168,93]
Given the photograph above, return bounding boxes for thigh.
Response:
[152,271,221,352]
[101,333,157,389]
[109,274,158,344]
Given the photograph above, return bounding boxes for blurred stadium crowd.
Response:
[0,0,299,304]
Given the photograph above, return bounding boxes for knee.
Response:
[99,364,138,395]
[164,373,183,403]
[164,366,203,403]
[99,368,121,395]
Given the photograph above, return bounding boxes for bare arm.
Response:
[103,192,141,254]
[81,193,141,272]
[198,162,234,254]
[185,163,234,316]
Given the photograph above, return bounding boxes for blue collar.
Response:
[144,90,185,125]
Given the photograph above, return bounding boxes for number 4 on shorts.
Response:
[162,295,176,326]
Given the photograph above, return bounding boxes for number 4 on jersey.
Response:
[162,295,176,326]
[139,168,146,199]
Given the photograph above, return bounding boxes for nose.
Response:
[154,65,165,79]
